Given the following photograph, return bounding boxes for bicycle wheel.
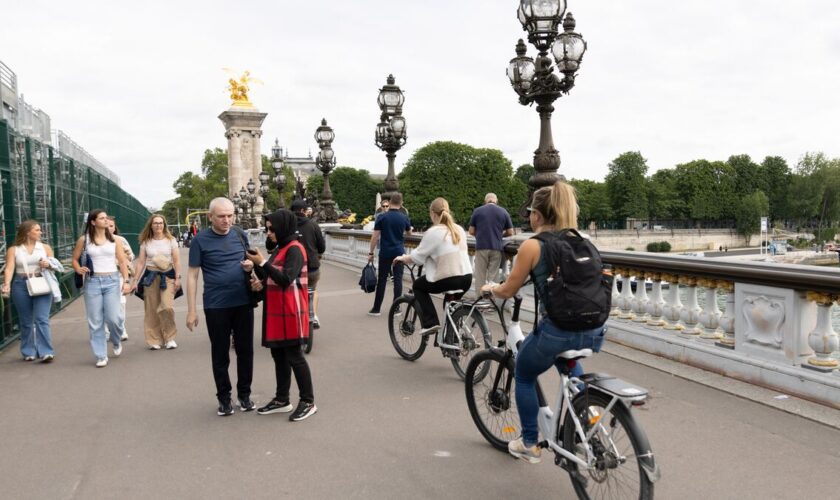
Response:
[449,307,493,381]
[388,296,428,361]
[465,349,519,451]
[562,391,654,500]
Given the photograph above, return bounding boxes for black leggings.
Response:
[413,274,473,328]
[271,346,314,404]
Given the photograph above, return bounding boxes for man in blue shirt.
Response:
[468,193,514,293]
[367,193,412,315]
[186,197,256,417]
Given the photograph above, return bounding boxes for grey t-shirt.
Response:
[469,203,513,251]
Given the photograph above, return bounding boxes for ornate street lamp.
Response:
[374,74,407,201]
[237,186,249,229]
[508,0,587,225]
[270,138,285,209]
[232,192,242,224]
[259,170,270,214]
[313,118,337,222]
[246,178,257,228]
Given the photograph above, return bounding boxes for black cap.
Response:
[290,199,308,212]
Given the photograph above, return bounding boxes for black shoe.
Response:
[217,400,234,416]
[238,398,256,412]
[257,399,293,415]
[289,401,318,422]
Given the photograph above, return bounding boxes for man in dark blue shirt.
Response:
[186,197,256,417]
[367,193,412,315]
[468,193,514,293]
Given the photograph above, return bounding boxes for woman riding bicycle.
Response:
[479,181,606,464]
[394,197,472,337]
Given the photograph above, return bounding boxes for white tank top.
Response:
[15,242,46,274]
[87,240,118,273]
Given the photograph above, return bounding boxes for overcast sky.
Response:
[2,0,839,208]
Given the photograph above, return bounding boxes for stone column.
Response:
[218,107,268,214]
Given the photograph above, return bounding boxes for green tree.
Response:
[647,169,687,219]
[398,141,522,227]
[735,190,769,241]
[604,152,649,221]
[570,179,612,227]
[305,167,383,219]
[514,164,535,185]
[759,156,790,222]
[672,159,737,223]
[727,154,764,195]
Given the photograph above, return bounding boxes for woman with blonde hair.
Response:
[480,181,605,464]
[394,197,472,336]
[1,220,60,361]
[132,214,181,350]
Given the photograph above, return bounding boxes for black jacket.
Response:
[296,215,326,271]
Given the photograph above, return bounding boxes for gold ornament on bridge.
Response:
[223,68,263,108]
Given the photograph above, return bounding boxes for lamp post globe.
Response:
[508,1,586,228]
[270,138,286,208]
[374,74,407,201]
[313,118,338,223]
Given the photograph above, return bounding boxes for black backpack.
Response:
[531,229,612,331]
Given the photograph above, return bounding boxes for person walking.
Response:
[367,193,412,316]
[480,181,606,464]
[72,210,132,367]
[107,216,135,342]
[468,193,513,294]
[246,209,317,422]
[1,220,60,362]
[133,214,181,350]
[186,197,256,416]
[290,199,326,328]
[394,198,472,336]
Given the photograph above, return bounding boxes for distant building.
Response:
[277,147,318,181]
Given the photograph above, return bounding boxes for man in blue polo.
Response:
[469,193,514,294]
[367,193,412,316]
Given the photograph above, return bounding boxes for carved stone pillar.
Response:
[609,268,622,317]
[803,292,839,372]
[645,273,666,328]
[679,276,702,337]
[631,273,650,323]
[219,107,267,213]
[617,270,636,321]
[698,278,723,340]
[715,281,736,348]
[662,274,684,331]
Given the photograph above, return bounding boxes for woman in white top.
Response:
[108,216,135,342]
[72,209,132,367]
[394,198,473,335]
[1,220,58,361]
[132,214,181,350]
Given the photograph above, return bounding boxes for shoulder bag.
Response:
[20,246,51,297]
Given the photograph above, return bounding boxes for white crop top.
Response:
[87,240,118,273]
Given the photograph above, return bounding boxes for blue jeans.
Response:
[515,318,606,446]
[11,278,54,358]
[83,273,122,360]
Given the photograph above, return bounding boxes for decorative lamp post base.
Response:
[315,200,338,223]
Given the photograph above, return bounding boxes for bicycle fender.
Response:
[579,373,648,403]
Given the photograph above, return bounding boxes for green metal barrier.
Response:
[0,118,150,350]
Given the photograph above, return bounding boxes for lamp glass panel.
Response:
[390,116,405,135]
[553,34,586,64]
[532,0,563,17]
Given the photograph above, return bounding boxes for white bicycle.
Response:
[464,291,660,499]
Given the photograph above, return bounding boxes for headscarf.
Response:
[264,209,298,251]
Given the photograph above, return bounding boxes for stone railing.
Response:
[321,228,840,408]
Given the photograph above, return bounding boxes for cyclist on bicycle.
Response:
[480,181,606,464]
[394,197,472,337]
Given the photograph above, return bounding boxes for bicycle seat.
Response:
[555,348,593,361]
[443,289,466,300]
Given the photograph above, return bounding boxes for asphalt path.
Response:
[1,250,839,499]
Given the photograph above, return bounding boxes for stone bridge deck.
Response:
[1,251,839,499]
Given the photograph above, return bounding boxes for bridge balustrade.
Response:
[322,228,840,408]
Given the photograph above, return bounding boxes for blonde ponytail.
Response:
[531,180,579,231]
[430,197,461,245]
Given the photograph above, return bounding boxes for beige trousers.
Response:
[143,275,177,346]
[473,249,503,293]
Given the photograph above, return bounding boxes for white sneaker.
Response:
[165,340,178,350]
[95,358,108,368]
[113,343,123,357]
[120,332,129,341]
[149,344,162,350]
[508,438,541,464]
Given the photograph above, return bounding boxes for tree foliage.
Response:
[605,152,649,220]
[306,167,384,218]
[398,141,523,227]
[570,179,612,227]
[735,190,769,240]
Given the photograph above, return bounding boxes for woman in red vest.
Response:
[246,209,317,422]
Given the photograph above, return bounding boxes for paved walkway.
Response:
[2,251,840,499]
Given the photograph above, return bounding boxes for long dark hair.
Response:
[86,209,114,243]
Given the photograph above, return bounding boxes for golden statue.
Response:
[223,68,263,107]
